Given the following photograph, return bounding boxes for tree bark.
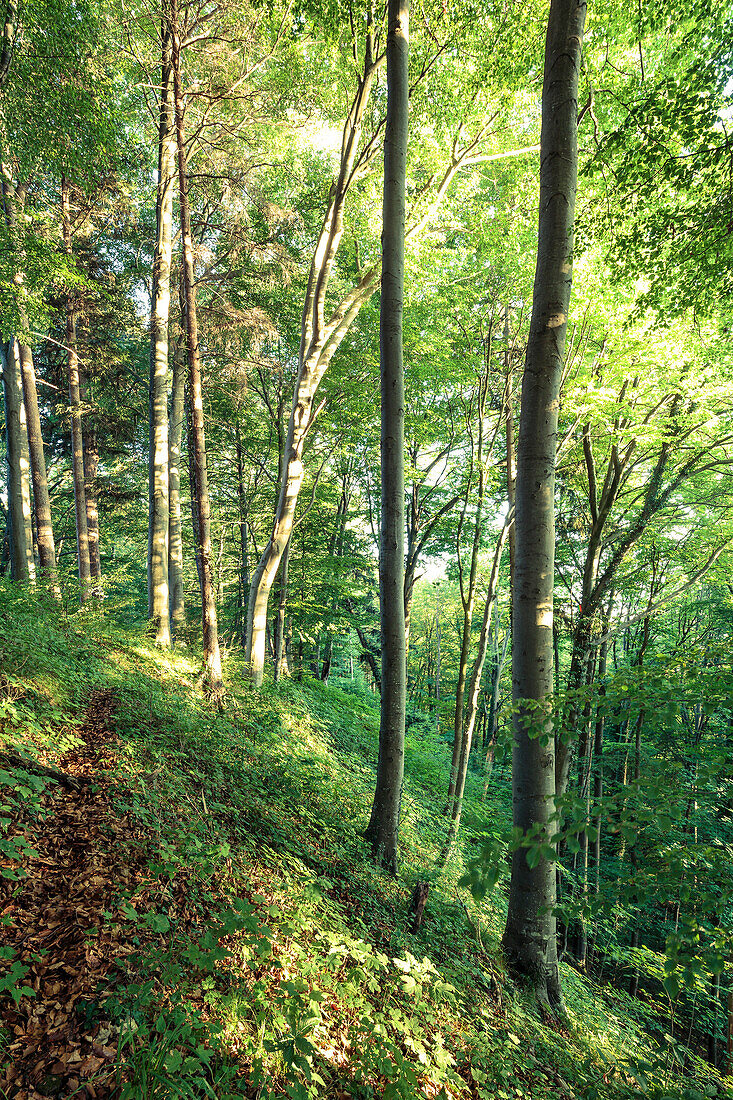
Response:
[16,357,56,589]
[235,422,248,650]
[62,175,91,604]
[504,307,516,615]
[2,167,56,592]
[1,339,33,582]
[273,535,291,682]
[82,417,101,591]
[501,0,586,1015]
[171,0,222,697]
[168,333,186,638]
[364,0,409,873]
[148,6,176,647]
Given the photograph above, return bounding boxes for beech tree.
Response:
[363,0,409,872]
[501,0,586,1012]
[171,0,223,696]
[147,1,176,647]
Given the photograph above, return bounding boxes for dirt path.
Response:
[1,689,147,1099]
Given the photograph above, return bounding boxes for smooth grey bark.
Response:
[168,334,186,638]
[148,8,176,647]
[501,0,586,1014]
[504,308,516,613]
[1,167,57,593]
[272,535,291,682]
[1,339,33,581]
[364,0,409,873]
[171,0,222,697]
[20,344,58,591]
[82,417,101,591]
[435,591,441,737]
[235,423,249,650]
[62,175,91,604]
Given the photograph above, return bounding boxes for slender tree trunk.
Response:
[82,418,101,591]
[481,642,505,801]
[364,0,409,872]
[439,519,510,864]
[446,350,494,807]
[573,687,594,969]
[589,633,603,897]
[61,176,91,604]
[148,8,176,646]
[244,38,386,685]
[235,423,248,650]
[505,306,516,614]
[501,0,586,1015]
[435,592,441,737]
[273,536,291,682]
[17,338,58,593]
[1,339,33,582]
[2,182,57,594]
[171,0,222,696]
[2,169,55,591]
[185,382,202,593]
[168,334,186,638]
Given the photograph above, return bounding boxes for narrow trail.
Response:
[1,689,147,1099]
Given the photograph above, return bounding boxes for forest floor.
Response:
[0,583,728,1100]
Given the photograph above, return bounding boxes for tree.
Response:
[148,0,176,647]
[363,0,409,872]
[501,0,586,1013]
[244,21,386,686]
[171,0,222,696]
[1,337,33,581]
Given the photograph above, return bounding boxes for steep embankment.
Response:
[0,584,726,1099]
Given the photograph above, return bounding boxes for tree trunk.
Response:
[171,0,222,697]
[82,417,101,591]
[235,423,248,650]
[168,334,186,638]
[273,535,291,682]
[590,634,607,949]
[440,517,510,864]
[505,306,516,615]
[364,0,409,873]
[446,342,493,807]
[244,38,385,686]
[148,7,176,647]
[61,175,91,604]
[501,0,586,1015]
[1,339,33,582]
[1,169,54,590]
[435,592,441,737]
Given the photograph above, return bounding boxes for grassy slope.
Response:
[0,582,728,1100]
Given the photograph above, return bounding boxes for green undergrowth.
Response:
[0,582,730,1099]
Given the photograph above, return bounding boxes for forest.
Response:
[1,0,733,1095]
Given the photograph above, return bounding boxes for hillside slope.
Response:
[0,584,727,1100]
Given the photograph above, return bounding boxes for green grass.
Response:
[0,580,729,1099]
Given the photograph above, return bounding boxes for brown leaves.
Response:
[0,689,143,1099]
